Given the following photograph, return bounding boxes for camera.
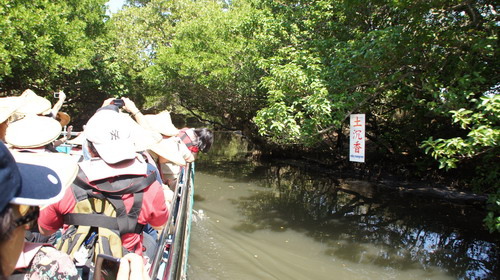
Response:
[112,99,124,108]
[54,92,60,98]
[94,254,120,280]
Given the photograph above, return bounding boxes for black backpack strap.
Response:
[90,172,156,194]
[106,192,145,235]
[64,167,153,235]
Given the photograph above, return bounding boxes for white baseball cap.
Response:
[84,109,136,164]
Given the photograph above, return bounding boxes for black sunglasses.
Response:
[13,206,39,228]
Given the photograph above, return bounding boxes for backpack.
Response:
[56,168,156,264]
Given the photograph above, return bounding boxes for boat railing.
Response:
[150,162,194,280]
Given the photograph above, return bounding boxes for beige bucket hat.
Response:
[5,115,62,148]
[0,96,25,123]
[122,113,163,152]
[143,111,179,137]
[16,89,52,115]
[149,137,186,166]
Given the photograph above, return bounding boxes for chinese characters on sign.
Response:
[349,114,365,163]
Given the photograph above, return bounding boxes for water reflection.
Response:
[230,165,499,279]
[193,132,499,279]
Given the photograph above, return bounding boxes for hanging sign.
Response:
[349,114,365,163]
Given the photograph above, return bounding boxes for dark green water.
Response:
[187,132,499,280]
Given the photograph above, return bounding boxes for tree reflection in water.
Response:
[228,165,499,280]
[195,131,498,279]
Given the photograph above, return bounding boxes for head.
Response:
[0,142,73,278]
[194,128,214,153]
[84,109,136,164]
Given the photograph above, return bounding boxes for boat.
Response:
[150,162,195,280]
[54,141,195,280]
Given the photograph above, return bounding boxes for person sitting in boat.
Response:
[177,127,214,159]
[37,106,169,264]
[121,98,194,190]
[0,141,80,279]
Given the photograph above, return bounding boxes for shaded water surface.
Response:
[187,132,499,279]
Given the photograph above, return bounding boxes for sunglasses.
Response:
[14,205,39,228]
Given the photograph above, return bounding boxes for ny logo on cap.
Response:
[110,129,120,140]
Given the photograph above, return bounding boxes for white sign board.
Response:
[349,114,365,162]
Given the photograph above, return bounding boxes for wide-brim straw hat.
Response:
[120,114,162,152]
[149,137,186,166]
[6,115,62,148]
[56,112,71,127]
[143,111,179,137]
[16,89,52,115]
[0,96,25,123]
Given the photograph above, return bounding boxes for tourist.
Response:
[37,106,168,261]
[0,142,80,279]
[178,127,214,158]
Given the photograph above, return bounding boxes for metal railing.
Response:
[150,163,195,280]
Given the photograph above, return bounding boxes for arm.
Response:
[51,91,66,116]
[147,182,169,230]
[122,98,147,127]
[37,204,60,236]
[53,125,73,147]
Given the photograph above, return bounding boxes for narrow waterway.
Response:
[186,132,499,280]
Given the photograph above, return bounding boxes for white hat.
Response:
[16,89,52,115]
[149,137,186,166]
[10,149,79,195]
[143,111,179,136]
[5,115,62,148]
[84,109,136,164]
[122,114,162,152]
[0,142,77,212]
[0,96,25,123]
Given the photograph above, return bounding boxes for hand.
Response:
[101,98,115,107]
[117,253,150,280]
[66,125,73,140]
[57,91,66,101]
[122,97,139,114]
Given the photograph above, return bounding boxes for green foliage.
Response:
[422,95,499,170]
[1,0,498,232]
[0,0,108,93]
[422,94,499,232]
[147,0,268,129]
[484,189,500,233]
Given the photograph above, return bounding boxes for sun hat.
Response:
[122,114,162,152]
[0,96,26,123]
[16,89,52,115]
[56,112,71,127]
[10,149,78,195]
[149,137,186,166]
[0,142,77,212]
[143,111,179,137]
[84,109,136,164]
[5,115,62,148]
